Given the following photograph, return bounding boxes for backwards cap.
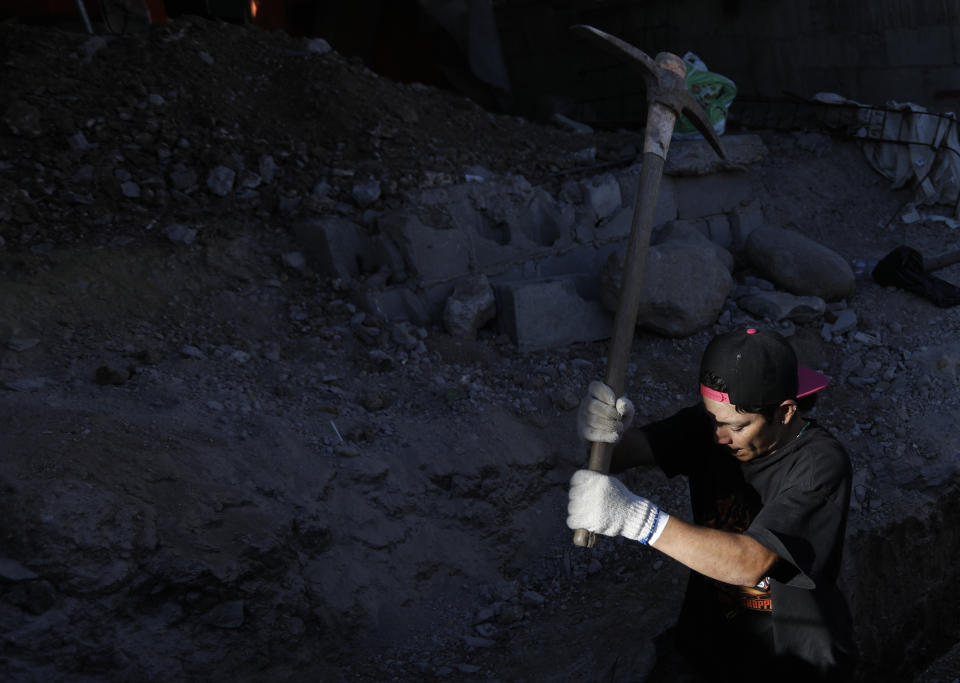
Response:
[699,328,829,406]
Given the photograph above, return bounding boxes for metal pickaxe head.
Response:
[571,24,727,160]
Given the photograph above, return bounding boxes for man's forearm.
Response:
[651,516,778,587]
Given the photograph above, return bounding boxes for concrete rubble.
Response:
[298,132,860,350]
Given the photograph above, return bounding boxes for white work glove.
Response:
[577,380,635,444]
[566,469,669,546]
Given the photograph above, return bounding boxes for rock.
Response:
[728,202,765,251]
[281,251,308,273]
[207,166,236,196]
[601,241,732,337]
[7,338,39,352]
[258,155,277,183]
[744,227,856,300]
[68,132,93,155]
[2,378,46,392]
[0,555,38,581]
[551,113,594,135]
[657,219,734,271]
[377,212,469,283]
[463,164,494,183]
[168,164,198,191]
[796,131,833,155]
[180,345,205,359]
[830,309,858,335]
[462,635,496,648]
[307,38,332,54]
[79,36,107,62]
[163,224,197,245]
[735,290,826,323]
[443,275,496,338]
[202,600,245,629]
[496,276,612,350]
[295,215,377,281]
[521,590,545,606]
[583,173,621,220]
[665,134,768,176]
[352,179,381,206]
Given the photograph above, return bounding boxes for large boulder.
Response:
[744,227,856,301]
[601,241,732,337]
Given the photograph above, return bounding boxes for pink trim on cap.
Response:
[700,384,731,403]
[797,365,830,397]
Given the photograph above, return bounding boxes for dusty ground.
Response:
[1,14,960,683]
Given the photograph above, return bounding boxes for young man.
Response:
[567,328,855,682]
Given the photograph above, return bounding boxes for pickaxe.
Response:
[570,25,727,548]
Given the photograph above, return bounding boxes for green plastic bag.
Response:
[673,52,737,139]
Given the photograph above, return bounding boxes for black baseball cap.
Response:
[699,328,829,406]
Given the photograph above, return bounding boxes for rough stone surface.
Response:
[443,274,497,338]
[601,242,733,337]
[496,277,612,350]
[295,215,375,281]
[745,226,858,300]
[736,289,827,323]
[657,219,735,272]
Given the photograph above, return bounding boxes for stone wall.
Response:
[494,0,960,124]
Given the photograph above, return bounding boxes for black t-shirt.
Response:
[641,404,856,678]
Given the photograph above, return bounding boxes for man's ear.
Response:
[778,400,798,425]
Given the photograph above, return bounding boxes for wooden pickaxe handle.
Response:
[570,27,726,548]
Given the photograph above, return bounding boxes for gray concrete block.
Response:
[467,232,529,273]
[656,220,734,273]
[706,214,733,250]
[595,205,633,244]
[729,202,766,251]
[583,173,622,220]
[618,171,678,226]
[495,277,612,351]
[294,216,375,281]
[361,287,431,325]
[379,211,471,284]
[509,188,574,247]
[534,245,603,281]
[665,135,768,176]
[674,173,753,220]
[657,218,709,243]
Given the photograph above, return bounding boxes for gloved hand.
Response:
[566,469,669,546]
[577,380,635,444]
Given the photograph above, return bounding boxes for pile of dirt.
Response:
[2,15,960,683]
